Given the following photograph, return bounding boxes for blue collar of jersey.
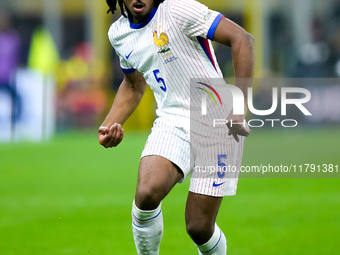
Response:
[129,7,157,29]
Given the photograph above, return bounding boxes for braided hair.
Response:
[106,0,165,17]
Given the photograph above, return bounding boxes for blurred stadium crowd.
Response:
[0,0,339,141]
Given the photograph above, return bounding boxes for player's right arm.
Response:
[98,70,147,148]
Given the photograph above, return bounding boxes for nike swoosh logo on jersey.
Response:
[126,50,134,59]
[213,181,226,187]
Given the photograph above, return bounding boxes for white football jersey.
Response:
[108,0,229,130]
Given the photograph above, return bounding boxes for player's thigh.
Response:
[135,155,183,210]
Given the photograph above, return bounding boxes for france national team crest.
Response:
[153,27,177,64]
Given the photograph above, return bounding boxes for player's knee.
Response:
[135,185,162,210]
[185,219,214,244]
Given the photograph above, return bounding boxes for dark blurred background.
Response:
[0,0,339,142]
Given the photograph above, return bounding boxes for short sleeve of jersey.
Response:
[108,24,136,74]
[169,0,224,40]
[117,53,136,74]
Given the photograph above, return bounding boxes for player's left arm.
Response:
[213,17,255,142]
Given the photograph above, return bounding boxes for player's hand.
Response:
[98,123,124,148]
[226,105,251,143]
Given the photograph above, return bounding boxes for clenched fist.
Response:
[98,123,124,148]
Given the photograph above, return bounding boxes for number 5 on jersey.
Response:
[217,154,227,178]
[153,69,167,92]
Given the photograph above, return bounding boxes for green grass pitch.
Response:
[0,128,339,254]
